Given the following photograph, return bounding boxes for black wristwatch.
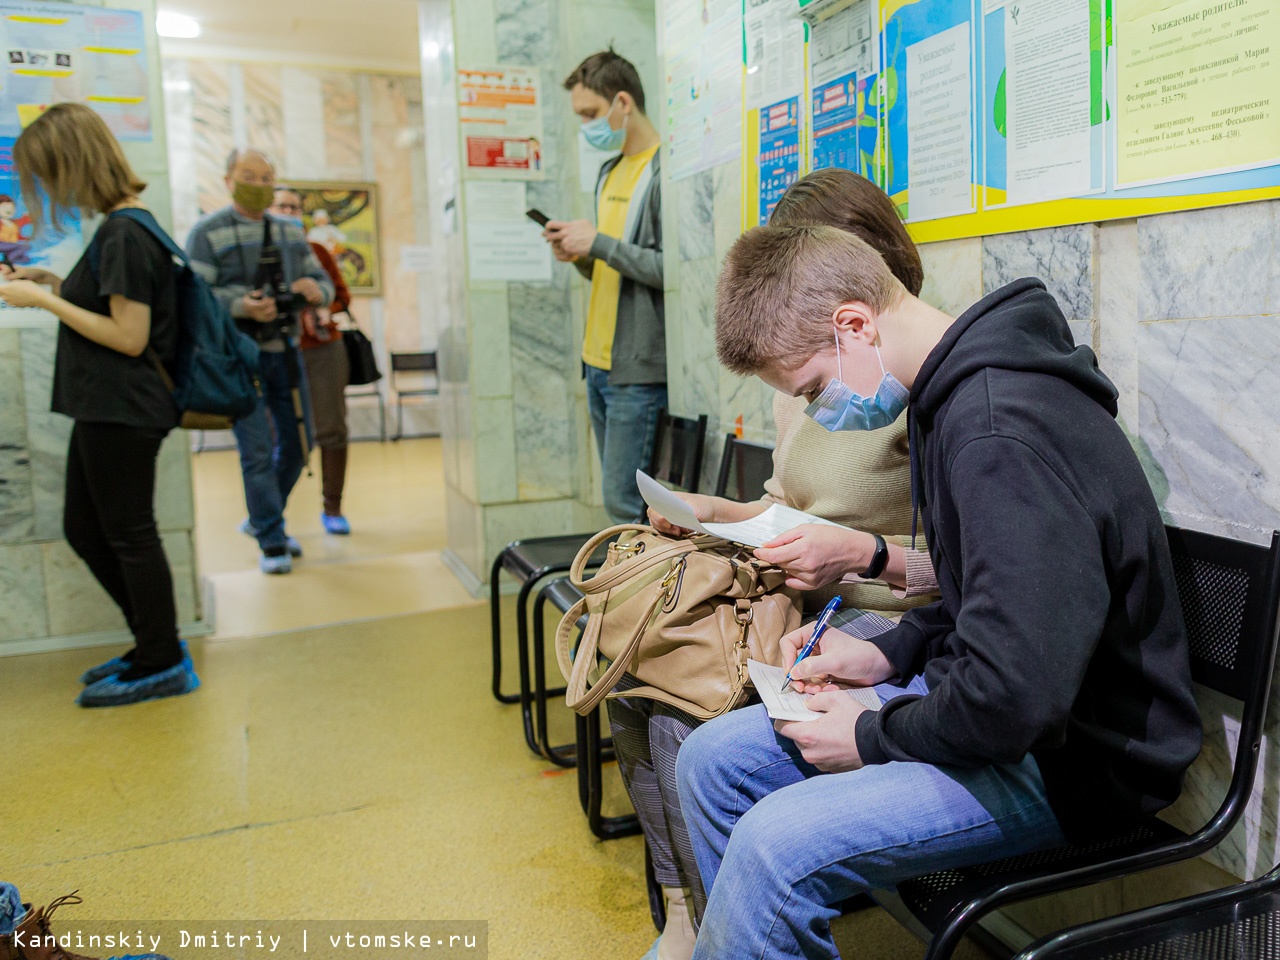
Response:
[861,534,889,580]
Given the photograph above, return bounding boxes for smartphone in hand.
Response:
[525,208,551,227]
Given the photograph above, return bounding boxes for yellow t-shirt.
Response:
[582,145,659,370]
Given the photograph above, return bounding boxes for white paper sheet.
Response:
[636,470,845,548]
[1004,0,1092,206]
[905,22,975,222]
[748,659,882,722]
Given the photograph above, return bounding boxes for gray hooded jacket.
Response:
[574,148,665,385]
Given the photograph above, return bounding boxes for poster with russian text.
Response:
[0,0,151,142]
[458,67,545,180]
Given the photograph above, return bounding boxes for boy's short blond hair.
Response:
[715,223,904,376]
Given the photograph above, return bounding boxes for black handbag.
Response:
[341,316,382,385]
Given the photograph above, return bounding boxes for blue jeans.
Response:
[676,677,1066,959]
[232,347,313,551]
[585,364,666,524]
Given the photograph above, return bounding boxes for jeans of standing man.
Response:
[584,363,666,524]
[232,346,314,552]
[63,421,182,674]
[675,676,1068,960]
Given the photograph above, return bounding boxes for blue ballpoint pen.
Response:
[781,595,842,691]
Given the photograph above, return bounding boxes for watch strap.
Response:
[861,533,889,580]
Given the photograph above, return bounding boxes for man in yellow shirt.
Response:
[545,50,666,524]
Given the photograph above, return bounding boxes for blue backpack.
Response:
[90,208,260,429]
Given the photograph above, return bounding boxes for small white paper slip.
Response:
[748,659,882,722]
[635,470,847,549]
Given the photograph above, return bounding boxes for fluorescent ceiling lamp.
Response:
[156,11,200,39]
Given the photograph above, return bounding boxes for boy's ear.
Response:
[832,301,879,345]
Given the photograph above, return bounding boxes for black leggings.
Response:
[64,421,182,674]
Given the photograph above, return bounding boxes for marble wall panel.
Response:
[42,540,128,637]
[1139,200,1279,322]
[917,236,983,317]
[712,160,743,267]
[444,482,485,585]
[0,330,33,543]
[983,224,1097,322]
[162,59,199,246]
[468,289,514,399]
[509,281,575,501]
[481,497,576,565]
[474,397,519,504]
[675,258,719,425]
[495,0,556,65]
[281,67,327,182]
[155,431,195,533]
[321,72,364,179]
[370,75,426,354]
[188,59,234,216]
[161,530,200,625]
[242,64,287,171]
[0,544,47,643]
[20,328,70,543]
[677,170,715,262]
[1138,316,1280,543]
[1096,220,1142,432]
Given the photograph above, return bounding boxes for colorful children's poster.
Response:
[0,135,82,320]
[757,96,801,224]
[811,72,861,171]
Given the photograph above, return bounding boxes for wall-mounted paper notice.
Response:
[905,22,975,222]
[399,245,434,272]
[464,180,552,282]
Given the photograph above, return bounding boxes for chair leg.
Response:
[528,587,573,765]
[394,395,403,441]
[489,553,520,704]
[581,703,640,840]
[378,394,386,442]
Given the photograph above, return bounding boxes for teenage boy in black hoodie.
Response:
[674,223,1202,960]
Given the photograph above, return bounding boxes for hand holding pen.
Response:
[781,595,842,691]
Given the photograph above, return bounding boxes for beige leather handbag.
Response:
[554,524,802,720]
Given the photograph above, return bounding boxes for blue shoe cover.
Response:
[77,661,200,708]
[241,520,301,557]
[81,641,190,686]
[321,513,351,535]
[260,551,293,574]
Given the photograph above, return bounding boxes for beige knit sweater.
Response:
[762,393,937,618]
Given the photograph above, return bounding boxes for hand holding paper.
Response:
[636,469,848,549]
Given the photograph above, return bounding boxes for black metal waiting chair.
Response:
[546,434,777,841]
[388,351,439,440]
[874,526,1280,960]
[495,410,709,762]
[1017,860,1280,959]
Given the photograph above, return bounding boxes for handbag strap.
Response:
[560,569,672,714]
[570,524,714,594]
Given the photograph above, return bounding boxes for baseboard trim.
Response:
[0,617,214,659]
[441,548,486,597]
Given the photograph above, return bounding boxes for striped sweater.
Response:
[185,207,334,331]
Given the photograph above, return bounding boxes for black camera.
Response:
[272,289,308,320]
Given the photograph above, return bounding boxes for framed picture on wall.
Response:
[284,181,382,295]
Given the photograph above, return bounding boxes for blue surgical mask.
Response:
[803,329,909,431]
[580,96,627,151]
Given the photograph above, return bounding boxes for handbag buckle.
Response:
[615,540,645,561]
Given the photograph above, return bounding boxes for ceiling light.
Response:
[156,11,200,39]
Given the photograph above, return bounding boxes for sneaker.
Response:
[77,661,200,708]
[0,891,127,960]
[321,512,351,535]
[80,641,190,686]
[260,549,293,575]
[239,519,302,557]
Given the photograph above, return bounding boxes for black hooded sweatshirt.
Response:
[852,278,1202,841]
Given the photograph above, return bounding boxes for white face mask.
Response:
[803,326,910,431]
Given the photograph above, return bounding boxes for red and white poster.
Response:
[458,66,544,180]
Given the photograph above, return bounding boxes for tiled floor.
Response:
[5,438,988,960]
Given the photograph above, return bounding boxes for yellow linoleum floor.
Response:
[5,438,987,960]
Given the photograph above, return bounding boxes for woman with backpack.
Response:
[0,102,200,707]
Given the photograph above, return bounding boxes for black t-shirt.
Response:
[52,215,180,431]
